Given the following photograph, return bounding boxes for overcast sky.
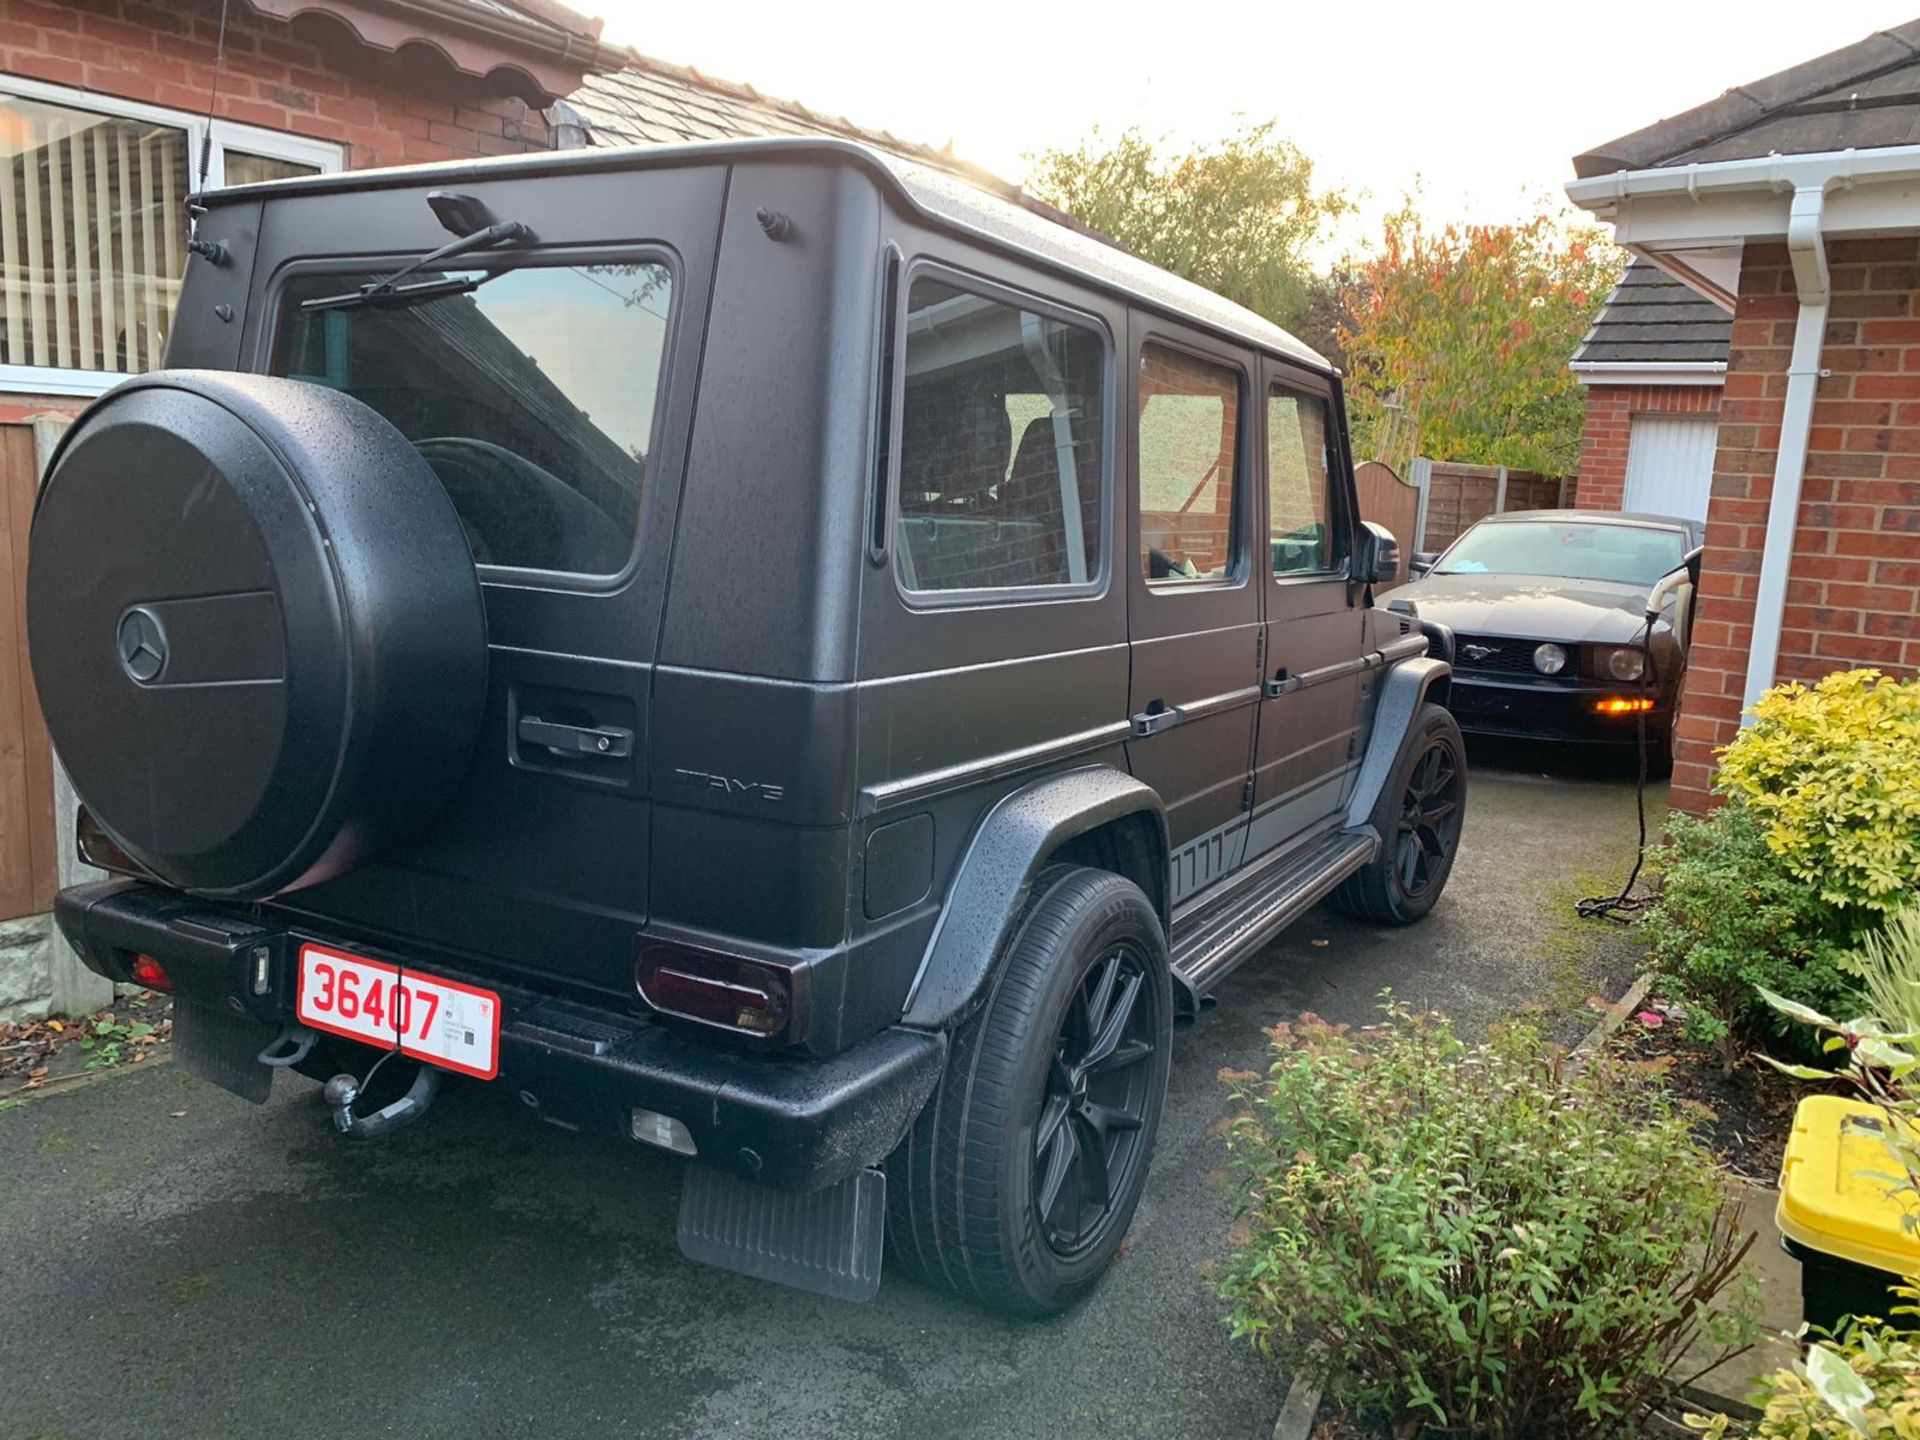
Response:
[591,1,1919,251]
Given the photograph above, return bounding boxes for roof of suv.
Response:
[203,135,1330,372]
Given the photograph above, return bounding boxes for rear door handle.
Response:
[1262,668,1299,700]
[517,715,633,759]
[1129,702,1186,738]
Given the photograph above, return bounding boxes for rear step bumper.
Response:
[56,879,945,1193]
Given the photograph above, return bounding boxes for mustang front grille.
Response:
[1452,635,1580,678]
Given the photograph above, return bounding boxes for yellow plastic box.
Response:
[1777,1094,1920,1331]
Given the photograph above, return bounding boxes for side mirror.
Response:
[1409,551,1439,578]
[1357,521,1401,585]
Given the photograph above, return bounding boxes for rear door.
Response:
[1125,319,1261,903]
[245,165,725,1002]
[1248,360,1366,858]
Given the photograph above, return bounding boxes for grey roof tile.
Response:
[1573,22,1920,174]
[1571,262,1731,367]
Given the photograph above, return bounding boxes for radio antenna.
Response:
[197,0,231,191]
[187,0,233,264]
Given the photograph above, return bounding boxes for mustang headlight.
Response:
[1532,642,1567,676]
[1606,646,1646,682]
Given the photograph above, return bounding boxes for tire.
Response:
[1643,718,1674,783]
[887,865,1173,1316]
[1646,705,1678,781]
[1331,702,1467,926]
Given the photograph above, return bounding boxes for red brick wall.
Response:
[1672,239,1920,812]
[0,0,554,170]
[1573,383,1723,512]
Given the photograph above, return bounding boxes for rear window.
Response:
[271,261,673,575]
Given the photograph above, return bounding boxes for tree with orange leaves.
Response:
[1340,207,1623,475]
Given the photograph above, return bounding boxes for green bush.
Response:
[1643,803,1864,1073]
[1219,1003,1759,1439]
[1715,668,1920,916]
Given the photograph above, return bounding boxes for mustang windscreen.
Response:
[272,262,672,575]
[1437,521,1686,589]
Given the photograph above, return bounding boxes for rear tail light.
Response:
[636,942,798,1042]
[127,952,172,991]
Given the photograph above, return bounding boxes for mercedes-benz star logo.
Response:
[116,607,169,685]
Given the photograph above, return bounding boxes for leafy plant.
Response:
[1689,1311,1920,1439]
[1339,205,1623,473]
[76,1014,156,1070]
[1026,120,1347,334]
[1644,804,1864,1075]
[1218,1002,1759,1438]
[1717,669,1920,917]
[1855,908,1920,1045]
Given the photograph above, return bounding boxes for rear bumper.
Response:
[56,879,945,1192]
[1445,674,1674,745]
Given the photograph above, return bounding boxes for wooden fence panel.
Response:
[1352,460,1419,587]
[1413,462,1571,552]
[0,423,54,921]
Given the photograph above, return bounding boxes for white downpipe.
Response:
[1741,184,1832,719]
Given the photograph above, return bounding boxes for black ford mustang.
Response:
[1388,510,1705,774]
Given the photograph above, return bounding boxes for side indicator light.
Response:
[127,952,172,991]
[1594,697,1656,715]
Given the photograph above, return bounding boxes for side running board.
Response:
[1170,828,1378,998]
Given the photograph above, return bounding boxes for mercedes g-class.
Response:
[28,138,1463,1315]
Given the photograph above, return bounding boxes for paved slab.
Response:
[0,753,1651,1440]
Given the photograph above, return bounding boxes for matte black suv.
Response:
[28,138,1463,1315]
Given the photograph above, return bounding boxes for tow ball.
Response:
[322,1062,442,1138]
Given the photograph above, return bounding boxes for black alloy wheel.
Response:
[1393,737,1463,901]
[887,864,1174,1315]
[1331,702,1469,925]
[1033,945,1159,1256]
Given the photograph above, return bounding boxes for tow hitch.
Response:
[322,1061,442,1138]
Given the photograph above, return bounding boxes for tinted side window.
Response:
[273,262,672,575]
[895,277,1105,594]
[1268,388,1336,576]
[1139,344,1240,584]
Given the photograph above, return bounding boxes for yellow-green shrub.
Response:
[1716,669,1920,915]
[1690,1315,1920,1438]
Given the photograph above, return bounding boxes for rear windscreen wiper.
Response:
[301,218,533,313]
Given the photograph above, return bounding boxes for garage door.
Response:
[1622,412,1717,522]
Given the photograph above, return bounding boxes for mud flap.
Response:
[677,1163,886,1302]
[171,998,275,1105]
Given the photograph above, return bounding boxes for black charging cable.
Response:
[1576,613,1661,923]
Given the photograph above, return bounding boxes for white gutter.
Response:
[1569,360,1727,388]
[1566,144,1920,211]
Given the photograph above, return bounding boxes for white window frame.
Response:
[0,74,344,396]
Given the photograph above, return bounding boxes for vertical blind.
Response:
[0,94,187,374]
[0,95,322,378]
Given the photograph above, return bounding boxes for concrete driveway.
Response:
[0,750,1652,1440]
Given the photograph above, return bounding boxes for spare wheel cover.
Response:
[27,370,488,899]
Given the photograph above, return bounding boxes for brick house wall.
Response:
[1670,238,1920,811]
[0,0,555,176]
[0,0,564,424]
[1573,383,1723,513]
